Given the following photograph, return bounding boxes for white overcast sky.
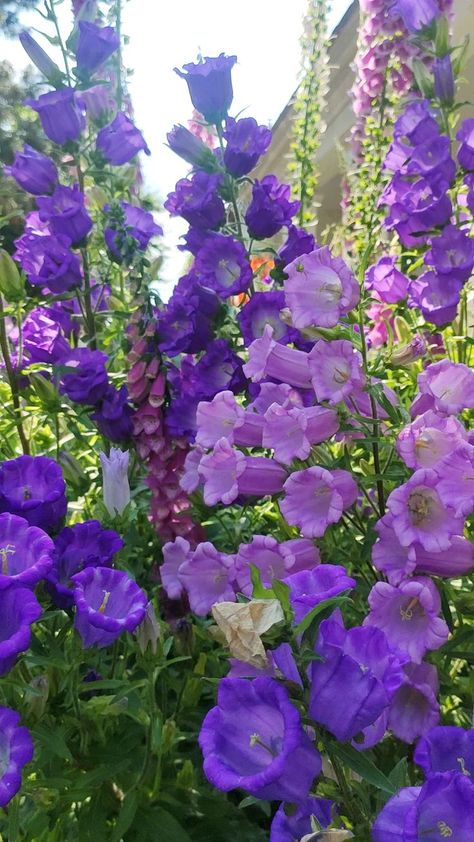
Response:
[2,0,353,289]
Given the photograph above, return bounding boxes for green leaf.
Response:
[294,595,350,637]
[389,757,408,791]
[329,743,397,795]
[31,725,73,761]
[271,578,292,622]
[111,792,138,842]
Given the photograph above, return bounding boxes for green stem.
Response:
[0,297,30,454]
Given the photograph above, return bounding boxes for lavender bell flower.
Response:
[238,291,299,346]
[408,271,462,327]
[388,661,440,743]
[22,307,71,365]
[96,113,150,165]
[25,88,85,145]
[175,54,237,124]
[72,566,147,648]
[14,233,82,294]
[243,325,312,389]
[417,359,474,414]
[177,542,236,615]
[75,21,120,74]
[100,449,130,517]
[194,233,252,297]
[262,404,339,464]
[157,277,218,356]
[285,565,356,625]
[4,145,58,195]
[46,519,123,608]
[0,707,34,807]
[58,348,108,405]
[396,410,468,470]
[37,184,92,245]
[456,118,474,170]
[223,117,272,177]
[386,468,463,552]
[104,202,162,258]
[0,513,54,589]
[199,676,321,800]
[277,224,316,270]
[164,171,225,230]
[364,577,449,662]
[433,55,455,105]
[0,586,41,675]
[435,443,474,517]
[19,31,61,82]
[167,124,218,170]
[280,467,358,539]
[198,438,286,506]
[414,725,474,777]
[234,535,296,596]
[308,340,365,404]
[270,798,334,842]
[284,248,359,329]
[160,536,191,600]
[0,456,67,533]
[425,223,474,284]
[309,615,406,742]
[91,385,134,443]
[365,256,409,304]
[245,175,299,240]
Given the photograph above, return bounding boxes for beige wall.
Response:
[253,0,474,232]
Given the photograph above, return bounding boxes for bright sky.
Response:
[2,0,353,290]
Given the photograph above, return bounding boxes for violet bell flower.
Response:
[100,449,130,517]
[72,566,147,648]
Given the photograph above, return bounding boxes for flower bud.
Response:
[19,32,62,83]
[100,448,130,517]
[59,450,89,493]
[167,124,219,172]
[390,335,427,367]
[29,373,60,409]
[434,55,455,104]
[136,601,161,654]
[0,249,24,301]
[161,718,177,755]
[25,674,49,719]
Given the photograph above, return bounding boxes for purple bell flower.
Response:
[457,118,474,170]
[243,325,312,389]
[434,55,455,104]
[14,232,82,294]
[37,184,92,245]
[417,359,474,414]
[409,271,462,327]
[104,201,162,259]
[157,278,218,357]
[285,565,356,625]
[0,456,67,533]
[96,113,150,165]
[284,247,359,329]
[58,348,108,405]
[308,339,365,404]
[0,586,41,675]
[4,144,58,195]
[245,175,299,240]
[365,256,409,304]
[233,534,309,597]
[396,410,468,471]
[199,676,322,800]
[238,291,299,346]
[178,542,236,615]
[280,467,358,539]
[390,0,442,33]
[184,338,247,400]
[223,117,272,177]
[194,233,252,297]
[0,707,34,807]
[270,798,334,842]
[19,31,61,82]
[309,615,407,742]
[46,519,123,609]
[388,662,440,744]
[198,438,286,506]
[0,513,54,589]
[277,224,316,269]
[175,54,237,124]
[414,725,474,778]
[262,404,339,465]
[23,307,71,365]
[76,21,120,74]
[91,385,134,443]
[72,566,147,648]
[425,223,474,283]
[435,443,474,518]
[164,171,225,230]
[25,88,84,145]
[78,84,116,120]
[167,124,218,170]
[160,536,191,600]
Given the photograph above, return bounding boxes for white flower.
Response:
[211,599,284,668]
[100,448,130,517]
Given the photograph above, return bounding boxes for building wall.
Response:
[253,0,474,232]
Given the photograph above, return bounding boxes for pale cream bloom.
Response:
[211,599,284,668]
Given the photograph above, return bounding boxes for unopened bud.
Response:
[19,32,62,83]
[167,124,219,172]
[26,674,49,719]
[29,373,60,408]
[434,55,455,104]
[390,335,427,367]
[136,601,161,654]
[59,450,89,492]
[0,250,24,302]
[161,718,177,754]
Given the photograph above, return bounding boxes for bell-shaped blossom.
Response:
[237,291,298,347]
[78,83,116,119]
[160,536,191,600]
[0,586,41,675]
[37,184,92,244]
[25,88,84,145]
[0,513,53,589]
[157,273,218,357]
[22,307,71,365]
[96,113,150,165]
[248,382,304,415]
[280,467,357,538]
[178,542,235,615]
[364,577,449,663]
[14,232,82,294]
[72,566,147,648]
[5,144,58,195]
[104,202,162,259]
[100,448,130,517]
[213,599,284,669]
[180,447,204,495]
[284,248,359,329]
[277,224,316,269]
[197,393,264,449]
[167,124,218,170]
[425,223,474,283]
[164,171,224,230]
[0,456,67,533]
[244,175,299,240]
[58,348,108,405]
[417,359,474,415]
[91,385,134,443]
[199,438,286,506]
[285,565,356,625]
[0,707,34,807]
[270,797,334,842]
[391,0,441,31]
[435,443,474,517]
[243,325,312,389]
[175,54,237,124]
[457,118,474,171]
[263,403,339,464]
[223,117,272,177]
[235,535,293,596]
[46,520,123,608]
[309,615,406,742]
[308,340,365,404]
[365,256,409,304]
[199,676,321,800]
[194,233,252,297]
[415,725,474,778]
[386,469,463,552]
[388,662,439,744]
[75,21,120,74]
[408,271,462,327]
[396,410,467,470]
